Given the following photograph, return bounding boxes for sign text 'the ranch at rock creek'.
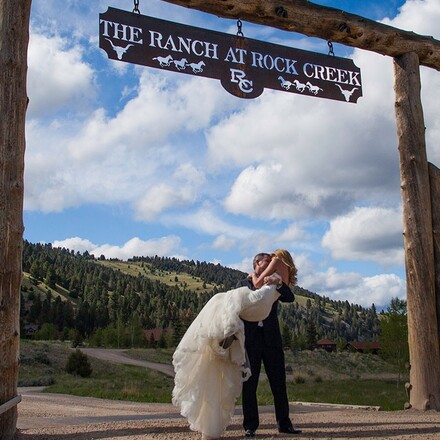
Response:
[99,7,362,102]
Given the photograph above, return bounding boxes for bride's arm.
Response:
[251,258,282,288]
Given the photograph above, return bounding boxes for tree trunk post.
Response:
[428,162,440,354]
[0,1,31,438]
[394,52,440,410]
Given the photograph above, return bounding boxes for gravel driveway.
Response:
[14,349,440,439]
[15,387,440,440]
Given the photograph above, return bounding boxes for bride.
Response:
[172,249,297,440]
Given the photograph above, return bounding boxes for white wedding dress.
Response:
[172,281,281,439]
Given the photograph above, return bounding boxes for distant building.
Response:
[24,324,39,338]
[143,327,173,346]
[143,328,163,344]
[315,339,337,352]
[346,341,380,354]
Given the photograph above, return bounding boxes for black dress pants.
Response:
[242,326,291,431]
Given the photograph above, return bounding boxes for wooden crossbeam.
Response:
[0,396,21,417]
[160,0,440,71]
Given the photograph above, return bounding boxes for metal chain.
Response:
[133,0,140,14]
[236,18,244,37]
[327,41,335,57]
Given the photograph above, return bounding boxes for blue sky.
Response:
[24,0,440,308]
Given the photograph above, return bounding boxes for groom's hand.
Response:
[220,335,237,349]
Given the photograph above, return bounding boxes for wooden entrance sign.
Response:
[99,7,362,102]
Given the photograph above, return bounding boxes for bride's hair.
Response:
[271,249,297,287]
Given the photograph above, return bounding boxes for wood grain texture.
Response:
[0,1,31,438]
[394,52,440,410]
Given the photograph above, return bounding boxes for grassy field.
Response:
[97,260,220,293]
[20,340,407,410]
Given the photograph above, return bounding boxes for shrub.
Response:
[294,375,306,384]
[34,323,57,341]
[69,329,83,348]
[65,349,92,378]
[18,376,55,387]
[20,349,51,366]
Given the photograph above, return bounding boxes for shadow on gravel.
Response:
[15,424,192,440]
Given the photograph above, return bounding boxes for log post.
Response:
[428,162,440,353]
[394,52,440,410]
[0,1,31,438]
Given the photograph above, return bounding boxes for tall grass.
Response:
[46,364,173,402]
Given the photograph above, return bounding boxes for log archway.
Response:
[1,1,440,438]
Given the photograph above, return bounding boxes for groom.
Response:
[237,252,301,437]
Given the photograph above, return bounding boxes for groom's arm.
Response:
[263,274,294,303]
[277,282,295,303]
[236,278,253,289]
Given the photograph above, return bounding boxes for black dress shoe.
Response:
[244,428,256,437]
[279,425,302,434]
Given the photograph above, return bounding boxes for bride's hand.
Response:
[248,271,258,279]
[264,275,282,286]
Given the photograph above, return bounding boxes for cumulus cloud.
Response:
[208,0,440,224]
[27,32,95,118]
[278,223,308,242]
[212,235,236,251]
[53,235,183,260]
[322,206,404,266]
[169,205,254,238]
[134,163,206,221]
[300,265,406,308]
[210,53,400,220]
[230,256,254,274]
[25,69,230,213]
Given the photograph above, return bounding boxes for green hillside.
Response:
[96,259,220,293]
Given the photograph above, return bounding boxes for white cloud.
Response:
[135,163,206,221]
[294,253,406,308]
[53,235,183,260]
[230,256,254,274]
[322,206,404,266]
[384,0,440,35]
[52,237,95,254]
[27,32,95,118]
[278,224,307,242]
[212,235,236,251]
[169,205,253,238]
[209,50,400,220]
[301,266,406,308]
[25,70,230,213]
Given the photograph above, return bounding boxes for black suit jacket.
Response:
[236,278,294,346]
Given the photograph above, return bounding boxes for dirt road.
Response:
[79,348,175,376]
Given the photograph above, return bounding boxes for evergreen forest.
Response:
[21,241,381,349]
